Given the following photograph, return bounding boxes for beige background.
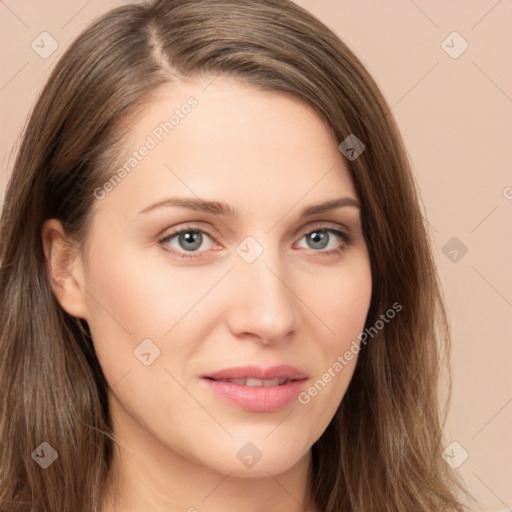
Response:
[1,1,511,510]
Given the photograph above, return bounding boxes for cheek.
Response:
[81,240,229,393]
[84,240,193,332]
[81,245,185,383]
[297,256,371,410]
[306,254,372,349]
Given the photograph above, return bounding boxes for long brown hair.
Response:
[0,0,469,510]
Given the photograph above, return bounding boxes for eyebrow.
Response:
[137,196,361,217]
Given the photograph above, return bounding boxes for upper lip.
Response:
[202,365,308,381]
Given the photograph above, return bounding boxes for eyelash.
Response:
[157,223,352,260]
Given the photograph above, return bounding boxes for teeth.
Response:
[244,378,265,387]
[263,378,283,387]
[218,377,288,386]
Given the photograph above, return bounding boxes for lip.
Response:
[202,364,308,381]
[200,365,308,413]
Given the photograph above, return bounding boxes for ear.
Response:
[41,219,88,320]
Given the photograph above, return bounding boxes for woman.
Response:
[0,0,470,510]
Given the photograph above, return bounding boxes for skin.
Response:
[42,77,372,512]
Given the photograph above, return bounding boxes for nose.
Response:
[224,246,297,345]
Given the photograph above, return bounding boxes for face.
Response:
[73,77,372,478]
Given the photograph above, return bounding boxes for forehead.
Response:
[92,76,358,220]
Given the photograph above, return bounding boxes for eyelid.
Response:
[157,222,214,240]
[296,220,350,237]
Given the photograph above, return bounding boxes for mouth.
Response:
[204,377,293,387]
[200,365,308,412]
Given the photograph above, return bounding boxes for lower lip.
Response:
[200,378,307,412]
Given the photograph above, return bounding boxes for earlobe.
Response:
[41,219,88,320]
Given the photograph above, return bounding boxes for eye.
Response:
[158,226,217,258]
[158,223,352,260]
[296,226,351,256]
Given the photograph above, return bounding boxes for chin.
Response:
[191,438,312,479]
